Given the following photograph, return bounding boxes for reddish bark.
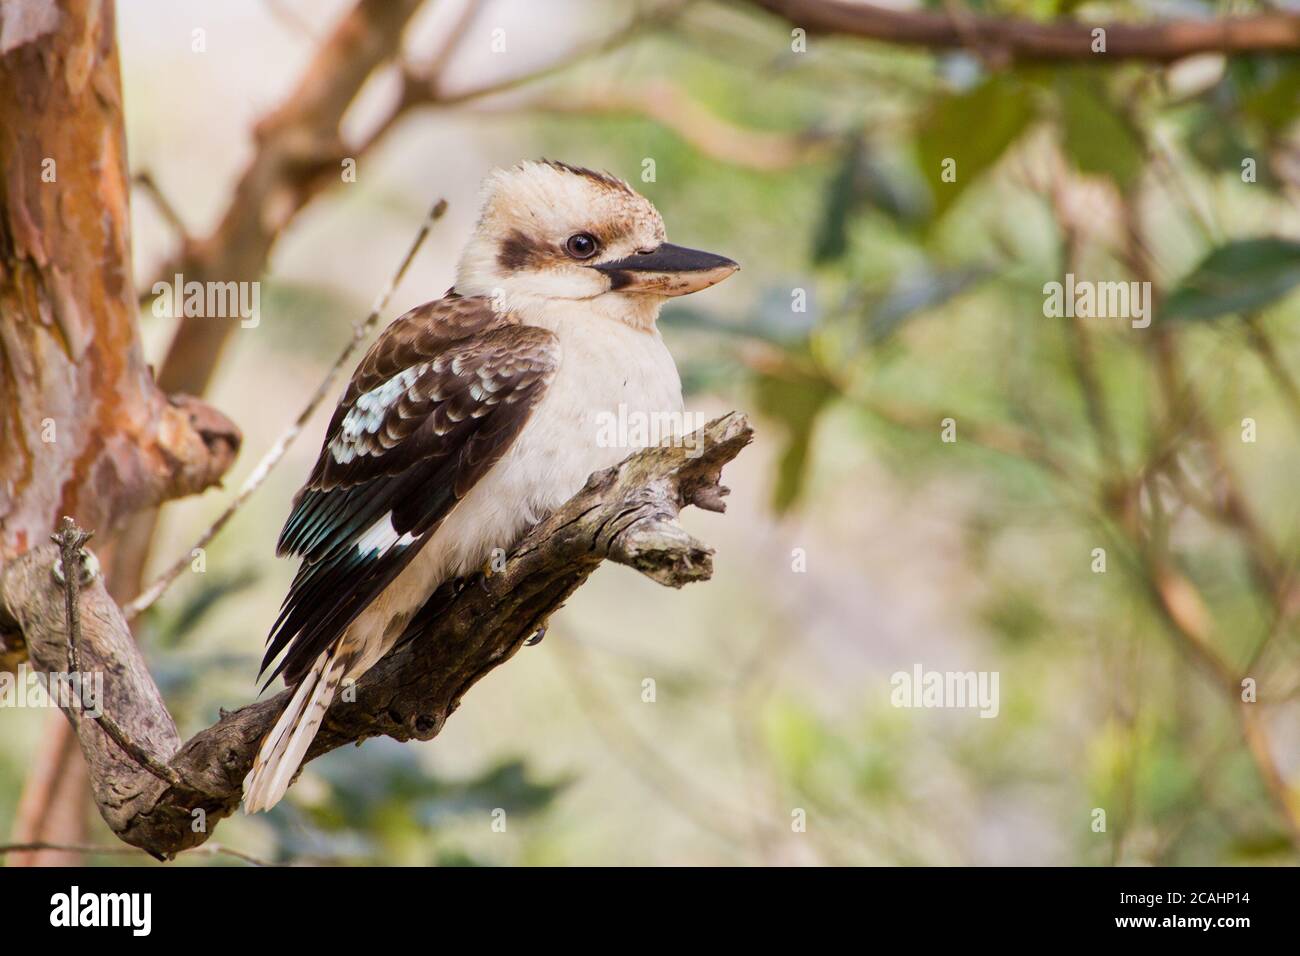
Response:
[0,0,239,568]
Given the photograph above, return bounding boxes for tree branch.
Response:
[0,414,753,860]
[747,0,1300,62]
[144,0,428,397]
[481,81,834,171]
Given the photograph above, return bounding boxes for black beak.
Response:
[593,242,739,296]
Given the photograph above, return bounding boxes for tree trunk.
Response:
[0,0,240,866]
[0,0,239,574]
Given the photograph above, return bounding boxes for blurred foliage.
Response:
[754,363,838,513]
[1164,238,1300,321]
[261,742,568,865]
[1053,70,1145,189]
[917,75,1037,218]
[532,1,1300,865]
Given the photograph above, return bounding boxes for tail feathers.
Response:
[242,647,344,813]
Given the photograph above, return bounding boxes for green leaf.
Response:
[812,136,925,264]
[1184,105,1259,179]
[753,367,837,513]
[916,77,1036,220]
[812,136,866,265]
[1055,72,1145,189]
[1238,58,1300,132]
[1164,238,1300,321]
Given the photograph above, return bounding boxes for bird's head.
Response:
[456,160,737,326]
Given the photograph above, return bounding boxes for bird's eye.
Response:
[565,233,598,260]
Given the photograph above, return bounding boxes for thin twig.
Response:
[123,198,447,621]
[1149,135,1300,437]
[89,713,183,787]
[474,82,834,171]
[132,171,191,245]
[1243,314,1300,432]
[1117,196,1300,849]
[52,518,182,787]
[401,2,688,110]
[0,840,276,866]
[263,0,321,43]
[52,517,92,677]
[1048,161,1123,479]
[419,0,481,80]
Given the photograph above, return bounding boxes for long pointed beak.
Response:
[593,242,738,296]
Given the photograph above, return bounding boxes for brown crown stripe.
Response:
[539,159,633,196]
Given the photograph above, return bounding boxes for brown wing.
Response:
[261,296,559,686]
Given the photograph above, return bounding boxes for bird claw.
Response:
[477,553,507,594]
[526,626,547,646]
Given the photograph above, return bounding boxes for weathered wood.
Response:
[2,413,752,859]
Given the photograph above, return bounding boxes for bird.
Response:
[241,160,738,812]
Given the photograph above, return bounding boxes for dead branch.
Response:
[748,0,1300,62]
[0,414,752,859]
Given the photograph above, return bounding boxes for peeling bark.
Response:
[0,0,240,573]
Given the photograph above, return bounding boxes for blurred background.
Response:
[3,0,1300,865]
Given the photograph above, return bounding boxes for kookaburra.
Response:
[242,160,737,812]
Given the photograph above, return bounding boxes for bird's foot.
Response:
[477,551,507,594]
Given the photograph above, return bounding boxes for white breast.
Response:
[341,304,683,676]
